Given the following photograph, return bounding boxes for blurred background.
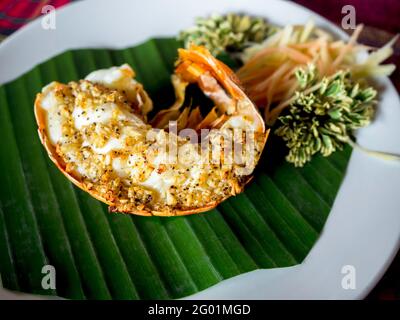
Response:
[0,0,399,300]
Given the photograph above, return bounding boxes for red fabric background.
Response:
[0,0,70,34]
[295,0,400,34]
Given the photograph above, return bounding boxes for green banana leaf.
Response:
[0,38,351,299]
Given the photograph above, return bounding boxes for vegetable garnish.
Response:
[179,16,398,167]
[179,13,277,56]
[274,64,377,167]
[236,22,396,125]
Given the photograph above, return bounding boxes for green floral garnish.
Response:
[178,13,276,56]
[275,64,377,167]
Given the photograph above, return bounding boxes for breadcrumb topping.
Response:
[39,79,264,214]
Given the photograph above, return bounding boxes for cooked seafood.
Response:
[34,45,268,216]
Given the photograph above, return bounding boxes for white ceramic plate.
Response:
[1,0,399,300]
